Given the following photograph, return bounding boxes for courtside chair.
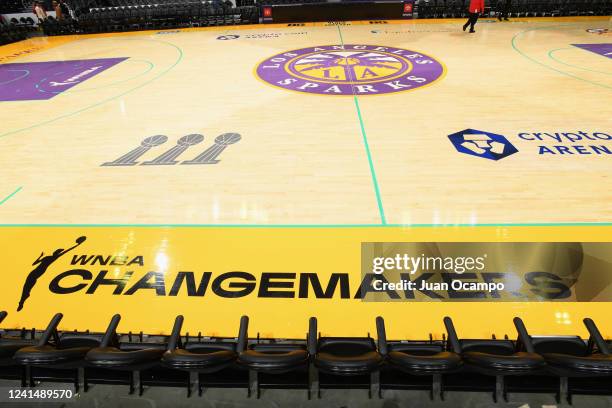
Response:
[311,317,383,399]
[84,314,166,395]
[161,315,248,397]
[377,316,462,401]
[13,313,103,392]
[444,316,545,402]
[0,311,37,386]
[236,317,311,398]
[523,318,612,404]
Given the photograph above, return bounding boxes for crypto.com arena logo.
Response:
[448,129,519,161]
[586,28,609,35]
[255,44,445,95]
[216,35,240,40]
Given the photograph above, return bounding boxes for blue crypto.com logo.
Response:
[216,35,240,40]
[448,129,518,161]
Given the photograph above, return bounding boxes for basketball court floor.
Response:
[0,16,610,338]
[0,16,610,226]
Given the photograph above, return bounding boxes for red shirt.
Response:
[469,0,485,13]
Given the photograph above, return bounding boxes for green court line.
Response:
[0,187,23,206]
[0,38,183,140]
[0,222,610,228]
[353,95,387,225]
[511,25,612,89]
[548,47,612,76]
[336,25,387,225]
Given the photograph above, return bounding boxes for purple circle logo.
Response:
[255,44,445,95]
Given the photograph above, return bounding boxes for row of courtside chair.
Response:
[76,4,258,33]
[0,21,34,46]
[0,311,611,403]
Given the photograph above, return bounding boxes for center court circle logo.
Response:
[255,44,445,95]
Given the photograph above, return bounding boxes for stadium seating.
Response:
[311,317,384,398]
[377,316,462,400]
[85,314,167,395]
[48,0,258,34]
[236,317,311,399]
[525,317,612,404]
[2,0,610,39]
[445,317,546,402]
[12,313,102,392]
[1,311,612,400]
[0,19,33,46]
[161,315,249,397]
[414,0,610,18]
[0,312,37,387]
[0,1,24,15]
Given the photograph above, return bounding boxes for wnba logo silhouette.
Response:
[17,236,86,311]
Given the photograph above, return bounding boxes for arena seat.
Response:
[0,0,23,14]
[525,318,612,404]
[161,315,248,397]
[236,317,311,398]
[0,20,30,45]
[84,314,166,395]
[29,0,255,35]
[311,317,383,399]
[377,316,462,400]
[0,312,37,386]
[444,316,546,402]
[0,314,610,399]
[13,313,103,391]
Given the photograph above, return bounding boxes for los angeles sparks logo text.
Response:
[255,44,445,95]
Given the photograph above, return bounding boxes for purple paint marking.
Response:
[256,45,444,95]
[572,43,612,59]
[0,58,128,102]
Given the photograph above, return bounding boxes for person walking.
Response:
[463,0,485,33]
[498,0,510,21]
